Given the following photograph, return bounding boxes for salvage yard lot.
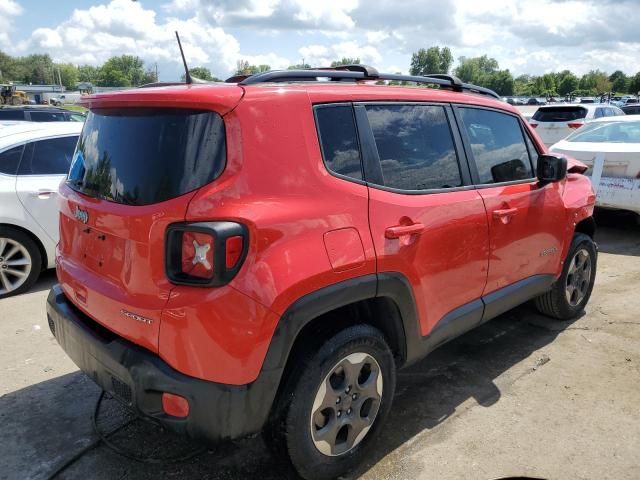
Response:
[1,217,639,480]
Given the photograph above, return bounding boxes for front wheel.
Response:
[535,232,597,320]
[267,325,396,480]
[0,227,42,299]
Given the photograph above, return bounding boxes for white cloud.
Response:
[0,0,23,49]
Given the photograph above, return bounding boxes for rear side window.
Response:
[315,105,362,180]
[459,108,533,184]
[0,145,24,175]
[0,110,24,120]
[364,104,462,191]
[68,108,226,206]
[532,107,587,122]
[18,136,78,175]
[28,111,68,122]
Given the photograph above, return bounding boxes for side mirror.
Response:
[537,154,567,184]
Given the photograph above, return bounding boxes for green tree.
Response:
[579,70,610,94]
[55,63,79,89]
[410,46,453,76]
[486,69,514,96]
[77,65,101,84]
[330,57,360,67]
[287,63,311,70]
[557,72,578,96]
[609,70,627,93]
[17,54,55,84]
[235,60,270,76]
[180,66,221,82]
[454,55,499,83]
[97,55,146,87]
[628,72,640,95]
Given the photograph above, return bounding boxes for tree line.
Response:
[1,47,639,97]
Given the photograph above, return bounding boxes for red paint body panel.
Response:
[323,228,366,272]
[368,188,489,336]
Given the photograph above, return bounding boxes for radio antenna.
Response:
[175,31,192,84]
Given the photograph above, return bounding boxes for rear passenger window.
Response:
[365,104,462,191]
[0,145,23,175]
[18,136,78,175]
[315,105,362,180]
[29,111,68,122]
[459,108,534,184]
[0,110,24,120]
[594,108,604,119]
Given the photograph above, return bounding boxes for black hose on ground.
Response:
[47,390,209,479]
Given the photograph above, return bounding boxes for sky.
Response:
[1,0,639,82]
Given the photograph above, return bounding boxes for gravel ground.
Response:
[1,214,639,480]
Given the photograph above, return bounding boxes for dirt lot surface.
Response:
[1,215,639,480]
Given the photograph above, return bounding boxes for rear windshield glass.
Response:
[67,108,225,205]
[565,121,640,143]
[532,107,587,122]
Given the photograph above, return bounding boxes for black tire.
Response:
[265,324,396,480]
[0,226,42,299]
[535,232,597,320]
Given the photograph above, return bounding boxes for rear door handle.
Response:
[31,189,57,199]
[385,223,425,239]
[493,208,518,224]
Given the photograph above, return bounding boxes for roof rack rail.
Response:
[232,65,500,99]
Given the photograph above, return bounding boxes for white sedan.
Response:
[0,122,82,298]
[550,115,640,216]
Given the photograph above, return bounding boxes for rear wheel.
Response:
[0,227,42,299]
[266,325,396,480]
[535,233,597,320]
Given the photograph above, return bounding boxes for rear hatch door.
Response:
[57,102,231,352]
[532,106,587,145]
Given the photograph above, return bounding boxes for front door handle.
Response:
[31,189,57,199]
[493,208,518,224]
[385,223,425,239]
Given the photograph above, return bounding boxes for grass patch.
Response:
[62,104,87,113]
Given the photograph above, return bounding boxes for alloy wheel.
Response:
[565,248,592,307]
[0,237,32,296]
[310,352,383,457]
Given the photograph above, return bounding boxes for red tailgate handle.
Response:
[493,208,518,224]
[385,223,425,239]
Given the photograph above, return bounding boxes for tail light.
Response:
[567,122,584,129]
[165,222,248,286]
[530,123,538,129]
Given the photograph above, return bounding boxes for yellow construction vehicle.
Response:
[0,85,28,105]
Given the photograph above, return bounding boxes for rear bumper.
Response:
[46,284,281,442]
[588,175,640,215]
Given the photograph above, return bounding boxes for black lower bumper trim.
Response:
[46,285,281,443]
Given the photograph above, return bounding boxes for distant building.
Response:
[14,84,65,104]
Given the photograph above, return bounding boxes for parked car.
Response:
[46,67,597,480]
[0,122,82,298]
[530,104,624,146]
[622,104,640,115]
[550,115,640,217]
[0,105,85,122]
[618,98,639,107]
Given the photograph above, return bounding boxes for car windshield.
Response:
[565,121,640,143]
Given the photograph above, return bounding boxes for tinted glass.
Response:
[460,108,533,184]
[29,111,68,122]
[0,110,25,120]
[315,105,362,180]
[622,105,640,115]
[566,121,640,143]
[0,145,23,175]
[532,107,587,122]
[68,108,226,205]
[18,136,78,175]
[524,133,539,170]
[594,108,604,119]
[365,104,461,190]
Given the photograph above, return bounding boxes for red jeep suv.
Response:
[47,66,597,480]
